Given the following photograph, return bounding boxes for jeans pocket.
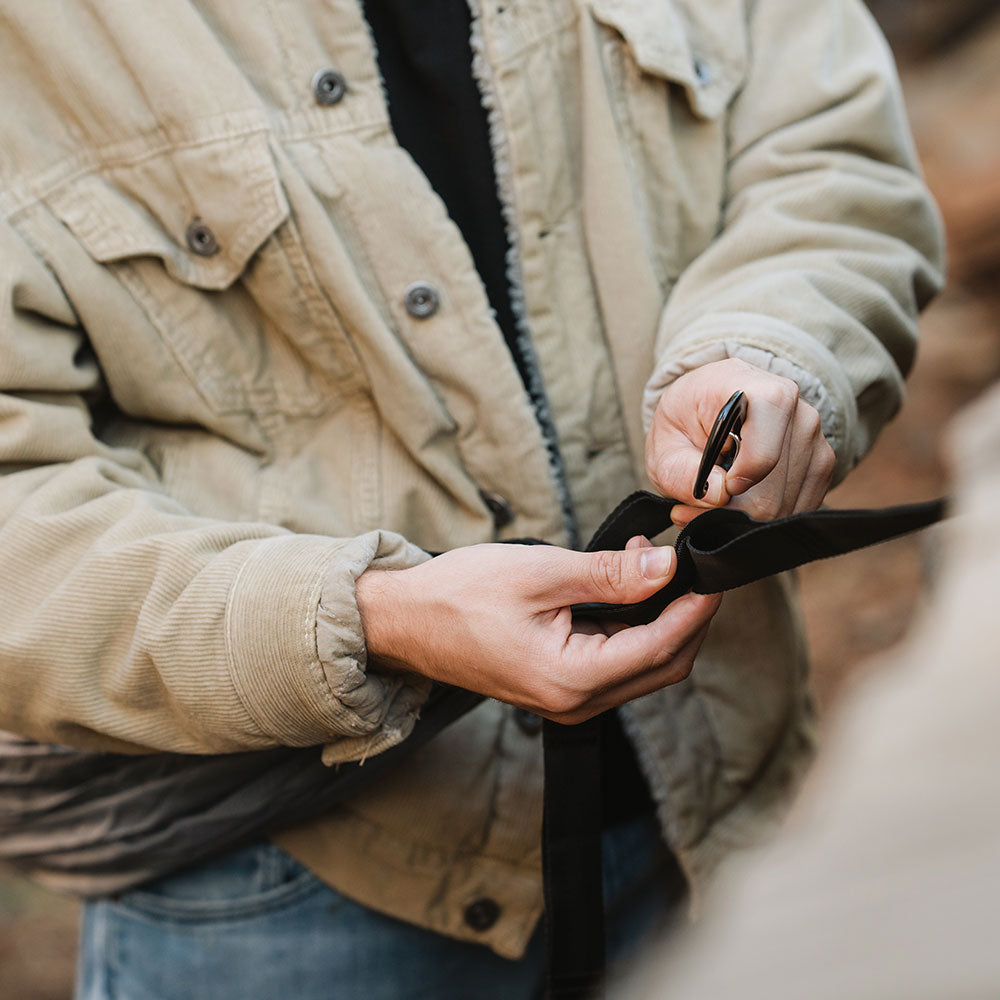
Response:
[115,841,323,924]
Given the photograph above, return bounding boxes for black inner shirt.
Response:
[359,0,532,389]
[358,0,654,827]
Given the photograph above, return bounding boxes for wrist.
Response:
[355,567,400,664]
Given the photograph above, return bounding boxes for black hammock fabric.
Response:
[0,492,946,997]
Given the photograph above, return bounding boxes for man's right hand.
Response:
[355,538,721,725]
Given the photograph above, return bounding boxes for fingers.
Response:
[592,591,721,683]
[668,504,699,529]
[770,402,816,514]
[545,592,722,723]
[534,543,678,608]
[724,375,798,497]
[793,421,836,513]
[625,534,653,550]
[647,358,837,524]
[726,400,833,520]
[586,619,714,715]
[357,541,719,724]
[645,360,822,517]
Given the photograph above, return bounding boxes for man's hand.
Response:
[355,537,721,725]
[646,358,836,526]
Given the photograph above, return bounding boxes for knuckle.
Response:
[764,377,799,411]
[647,652,693,687]
[817,445,836,479]
[644,447,668,493]
[744,495,780,521]
[669,660,694,684]
[544,691,587,719]
[719,357,750,377]
[801,404,822,435]
[644,433,658,468]
[550,705,595,726]
[590,550,627,594]
[530,678,587,718]
[742,449,778,478]
[736,444,780,484]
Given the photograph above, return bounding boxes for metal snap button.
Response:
[463,897,501,932]
[513,708,543,737]
[185,219,219,257]
[403,281,441,319]
[312,68,348,106]
[479,490,514,530]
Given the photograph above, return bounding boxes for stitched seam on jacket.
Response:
[468,1,579,547]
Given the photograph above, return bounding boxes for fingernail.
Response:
[640,546,674,580]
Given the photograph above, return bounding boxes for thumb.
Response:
[553,545,677,607]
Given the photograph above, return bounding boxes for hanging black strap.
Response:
[541,491,947,999]
[542,714,606,1000]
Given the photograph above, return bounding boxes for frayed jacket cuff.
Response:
[224,530,431,755]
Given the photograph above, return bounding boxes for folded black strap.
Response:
[574,492,948,626]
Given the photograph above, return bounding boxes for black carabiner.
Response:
[693,390,748,500]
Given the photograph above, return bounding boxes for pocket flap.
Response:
[48,131,289,291]
[589,0,747,119]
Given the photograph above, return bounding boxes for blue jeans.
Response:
[75,812,685,999]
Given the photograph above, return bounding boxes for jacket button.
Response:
[185,219,219,257]
[479,490,514,530]
[403,281,440,319]
[463,897,501,932]
[693,57,713,86]
[312,68,348,106]
[514,708,543,736]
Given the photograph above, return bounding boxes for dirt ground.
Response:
[3,9,999,999]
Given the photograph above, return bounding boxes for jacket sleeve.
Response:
[0,218,431,758]
[642,0,945,483]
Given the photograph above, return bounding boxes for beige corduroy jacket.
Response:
[0,0,942,959]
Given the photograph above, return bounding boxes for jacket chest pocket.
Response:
[45,131,361,422]
[586,0,749,281]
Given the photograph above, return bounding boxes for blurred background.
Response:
[800,0,1000,709]
[3,3,1000,996]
